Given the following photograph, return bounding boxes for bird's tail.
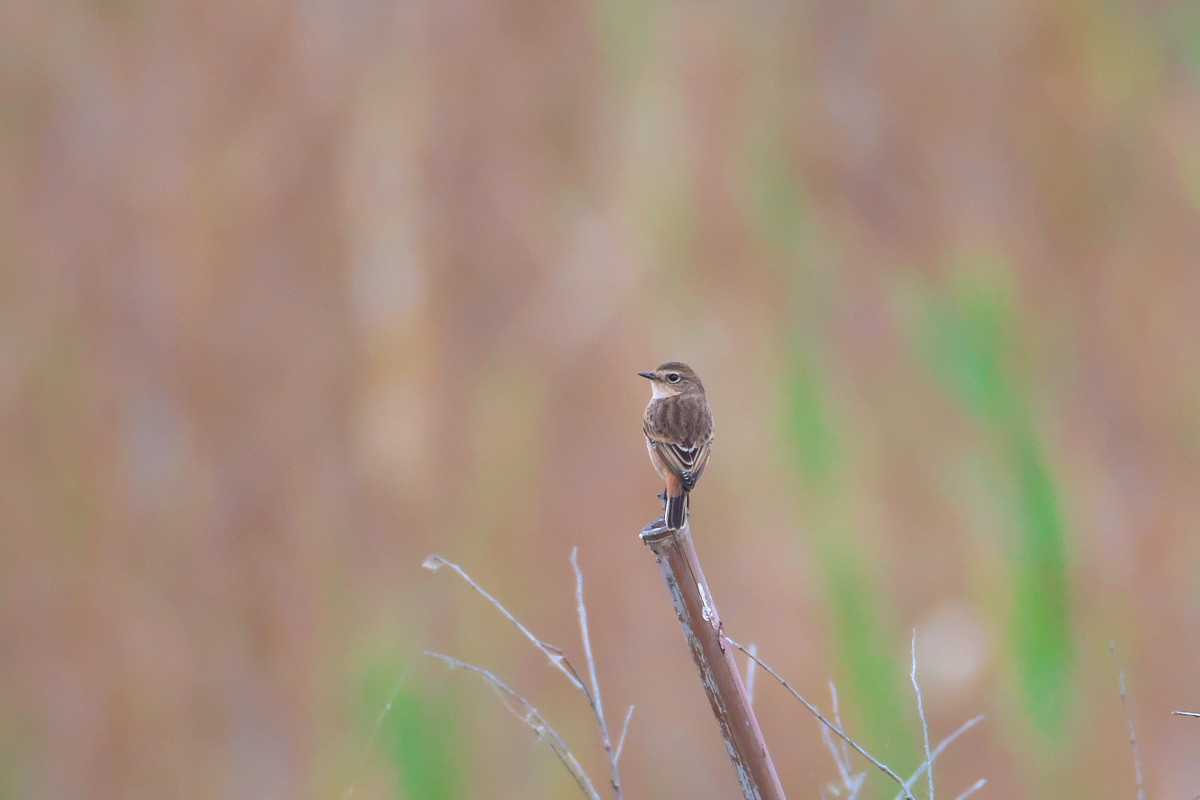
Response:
[665,491,689,530]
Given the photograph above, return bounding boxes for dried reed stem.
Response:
[640,519,787,800]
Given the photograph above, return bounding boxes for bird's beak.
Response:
[637,371,655,380]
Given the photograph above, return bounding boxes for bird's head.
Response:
[638,362,705,399]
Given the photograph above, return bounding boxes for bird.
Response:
[639,362,714,530]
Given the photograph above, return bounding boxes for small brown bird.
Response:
[639,362,714,530]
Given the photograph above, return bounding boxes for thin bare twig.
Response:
[910,630,935,800]
[828,681,854,774]
[894,716,987,800]
[423,554,587,693]
[425,652,602,800]
[572,548,623,799]
[820,680,864,799]
[953,778,987,800]
[724,635,916,800]
[1173,711,1200,718]
[615,705,635,763]
[1111,641,1145,800]
[426,553,629,798]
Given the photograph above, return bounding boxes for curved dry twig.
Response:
[423,554,586,693]
[615,705,635,763]
[895,715,986,800]
[425,652,602,800]
[910,630,935,800]
[572,548,625,799]
[953,778,987,800]
[820,680,865,799]
[425,552,632,799]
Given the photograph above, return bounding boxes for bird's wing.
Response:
[644,426,713,492]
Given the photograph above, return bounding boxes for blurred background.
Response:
[3,1,1200,798]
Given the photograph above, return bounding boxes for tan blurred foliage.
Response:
[3,1,1200,798]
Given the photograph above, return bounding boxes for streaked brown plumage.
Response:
[639,362,714,530]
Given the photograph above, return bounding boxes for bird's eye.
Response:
[667,373,680,383]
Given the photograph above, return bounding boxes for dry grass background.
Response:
[4,1,1200,798]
